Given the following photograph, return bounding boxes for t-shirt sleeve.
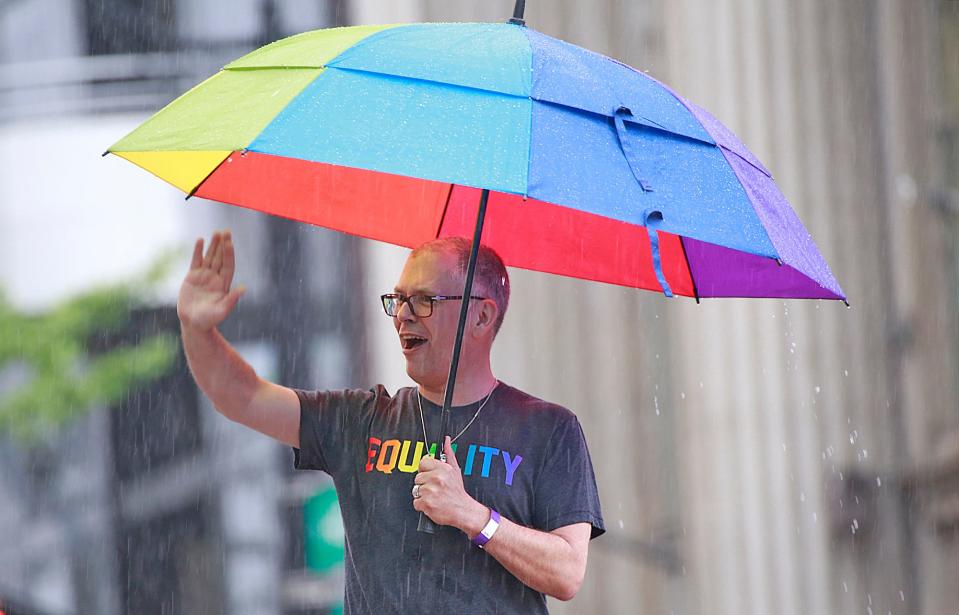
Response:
[532,413,606,539]
[292,387,379,477]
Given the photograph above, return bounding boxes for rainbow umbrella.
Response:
[108,13,846,533]
[108,8,846,532]
[106,20,845,305]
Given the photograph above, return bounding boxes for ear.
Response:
[472,298,499,336]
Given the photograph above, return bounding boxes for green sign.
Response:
[304,485,345,573]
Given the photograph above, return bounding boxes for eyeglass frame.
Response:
[380,293,487,318]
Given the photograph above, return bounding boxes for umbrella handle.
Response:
[417,450,446,534]
[417,512,437,534]
[417,448,444,533]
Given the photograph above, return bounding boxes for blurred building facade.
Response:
[355,1,958,614]
[1,1,361,614]
[2,1,958,615]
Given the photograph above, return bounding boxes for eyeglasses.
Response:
[380,293,486,318]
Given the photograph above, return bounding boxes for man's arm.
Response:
[178,231,300,448]
[462,512,591,601]
[415,438,592,601]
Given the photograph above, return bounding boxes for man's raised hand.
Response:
[176,231,300,449]
[177,230,246,332]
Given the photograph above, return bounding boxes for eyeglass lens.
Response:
[383,294,433,317]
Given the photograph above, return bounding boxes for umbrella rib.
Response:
[184,151,236,200]
[717,143,774,179]
[324,64,530,100]
[433,183,457,239]
[225,66,326,71]
[678,235,701,304]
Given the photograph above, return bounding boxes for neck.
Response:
[418,365,497,407]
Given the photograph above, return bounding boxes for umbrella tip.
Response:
[843,299,851,308]
[101,150,110,157]
[508,0,526,25]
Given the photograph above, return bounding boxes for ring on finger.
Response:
[412,484,421,499]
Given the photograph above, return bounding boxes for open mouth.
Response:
[401,335,428,351]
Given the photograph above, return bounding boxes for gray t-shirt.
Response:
[293,382,605,614]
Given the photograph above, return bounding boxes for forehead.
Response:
[395,249,461,293]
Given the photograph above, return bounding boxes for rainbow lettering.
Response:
[364,437,524,486]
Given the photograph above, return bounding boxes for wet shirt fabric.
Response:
[292,382,605,615]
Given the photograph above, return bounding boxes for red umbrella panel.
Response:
[198,153,698,297]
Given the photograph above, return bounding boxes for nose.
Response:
[395,297,417,321]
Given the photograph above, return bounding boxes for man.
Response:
[178,230,604,613]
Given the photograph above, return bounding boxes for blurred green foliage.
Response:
[0,256,179,444]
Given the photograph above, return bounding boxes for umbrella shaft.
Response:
[439,188,490,436]
[418,188,490,535]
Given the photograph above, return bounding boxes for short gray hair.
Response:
[410,237,510,335]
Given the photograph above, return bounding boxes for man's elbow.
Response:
[553,582,582,602]
[552,569,586,601]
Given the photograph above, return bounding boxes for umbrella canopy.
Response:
[108,21,845,303]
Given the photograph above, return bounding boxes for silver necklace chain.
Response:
[417,381,499,453]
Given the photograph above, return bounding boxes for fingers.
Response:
[219,285,246,314]
[418,439,458,471]
[220,231,236,289]
[411,440,467,525]
[190,238,204,270]
[444,437,460,469]
[203,232,221,269]
[417,456,439,472]
[196,230,233,278]
[211,235,224,273]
